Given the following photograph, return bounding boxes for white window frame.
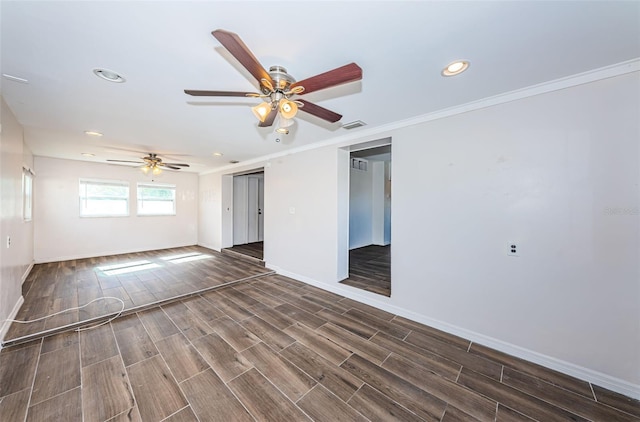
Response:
[79,178,130,217]
[137,182,176,216]
[23,167,34,221]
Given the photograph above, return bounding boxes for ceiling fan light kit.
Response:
[185,29,363,134]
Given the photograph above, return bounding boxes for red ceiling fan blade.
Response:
[212,29,273,88]
[184,90,258,97]
[291,63,362,95]
[258,109,278,127]
[297,100,342,123]
[158,164,183,170]
[162,163,190,167]
[106,159,143,164]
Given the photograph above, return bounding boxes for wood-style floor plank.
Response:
[297,384,368,422]
[316,308,377,339]
[281,342,363,401]
[82,355,135,421]
[162,301,213,341]
[208,315,261,352]
[106,406,142,422]
[79,323,119,367]
[284,323,352,365]
[112,314,159,367]
[0,343,40,397]
[341,354,447,422]
[126,355,188,422]
[180,368,253,422]
[382,352,496,421]
[469,342,595,398]
[344,308,410,339]
[404,330,502,380]
[137,307,181,342]
[457,367,589,422]
[241,342,316,401]
[227,368,312,422]
[0,388,30,422]
[347,383,425,422]
[191,332,253,382]
[154,332,209,383]
[26,387,82,422]
[162,406,198,422]
[502,366,638,421]
[370,331,461,380]
[592,385,640,418]
[239,315,296,351]
[274,303,326,330]
[317,322,390,365]
[181,295,226,324]
[30,345,81,405]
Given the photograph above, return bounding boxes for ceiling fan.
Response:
[107,153,190,175]
[185,29,363,134]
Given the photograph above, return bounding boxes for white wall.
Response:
[391,72,639,391]
[34,157,199,262]
[0,96,34,341]
[198,70,640,397]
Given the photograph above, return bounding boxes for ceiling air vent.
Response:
[342,120,366,130]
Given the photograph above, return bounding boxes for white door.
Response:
[247,174,264,243]
[233,176,248,245]
[247,176,259,243]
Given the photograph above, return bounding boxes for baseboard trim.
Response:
[21,261,34,285]
[268,265,640,400]
[196,242,221,252]
[0,296,25,348]
[34,243,200,264]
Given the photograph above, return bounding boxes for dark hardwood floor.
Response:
[222,241,264,261]
[4,245,272,344]
[341,245,391,297]
[1,248,639,421]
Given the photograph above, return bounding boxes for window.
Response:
[23,168,33,221]
[137,183,176,216]
[79,179,129,217]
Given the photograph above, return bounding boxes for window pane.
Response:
[80,179,129,217]
[137,183,176,216]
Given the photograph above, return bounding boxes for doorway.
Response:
[341,144,391,296]
[227,171,264,261]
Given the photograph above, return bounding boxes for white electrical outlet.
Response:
[507,242,518,257]
[6,236,10,249]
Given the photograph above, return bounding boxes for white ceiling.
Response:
[1,1,639,173]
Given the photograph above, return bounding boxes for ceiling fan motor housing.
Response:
[263,66,295,94]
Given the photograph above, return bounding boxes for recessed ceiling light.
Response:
[442,60,470,77]
[84,130,103,137]
[93,68,126,83]
[81,153,95,157]
[213,152,223,157]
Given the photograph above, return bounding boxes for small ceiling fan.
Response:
[107,153,190,175]
[185,29,363,134]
